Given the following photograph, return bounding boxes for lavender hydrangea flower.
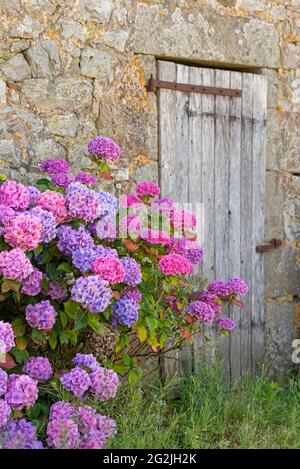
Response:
[0,180,30,211]
[0,399,11,428]
[72,247,97,272]
[23,357,53,381]
[112,299,140,327]
[121,288,142,303]
[66,182,101,223]
[2,418,43,449]
[0,248,33,281]
[57,224,94,256]
[97,190,119,218]
[29,207,57,243]
[25,300,57,330]
[79,413,117,449]
[0,205,15,225]
[73,353,99,371]
[49,401,74,421]
[189,301,216,324]
[60,367,91,397]
[120,257,142,287]
[89,366,119,400]
[27,186,41,205]
[21,268,43,296]
[0,320,15,353]
[40,158,70,175]
[5,374,38,410]
[215,317,236,331]
[47,418,79,449]
[75,172,98,186]
[88,136,121,162]
[226,278,248,297]
[71,276,112,313]
[0,369,8,396]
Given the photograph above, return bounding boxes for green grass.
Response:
[102,363,300,449]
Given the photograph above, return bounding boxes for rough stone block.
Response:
[46,113,79,138]
[25,40,61,78]
[0,80,6,104]
[265,171,284,241]
[80,47,116,80]
[103,29,129,52]
[267,111,300,172]
[1,54,31,81]
[264,242,300,297]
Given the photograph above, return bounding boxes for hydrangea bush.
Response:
[0,135,248,448]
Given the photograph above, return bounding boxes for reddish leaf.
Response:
[122,239,139,252]
[184,231,197,241]
[0,353,17,369]
[151,343,161,352]
[182,328,192,340]
[231,298,245,309]
[185,314,195,324]
[99,172,113,180]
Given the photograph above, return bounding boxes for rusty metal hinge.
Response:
[256,239,283,253]
[147,75,242,97]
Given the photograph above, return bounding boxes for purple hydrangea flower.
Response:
[1,418,43,449]
[215,317,236,331]
[75,172,98,186]
[120,257,142,287]
[121,288,142,303]
[80,413,117,449]
[0,180,30,211]
[57,224,94,256]
[21,268,43,296]
[73,353,99,371]
[51,173,74,188]
[49,401,74,421]
[0,205,16,225]
[40,158,70,175]
[89,367,119,400]
[27,186,41,205]
[199,291,222,315]
[72,247,97,272]
[97,190,119,218]
[0,369,8,396]
[189,301,216,324]
[47,417,79,449]
[23,357,53,381]
[66,182,101,223]
[25,300,57,330]
[207,280,231,298]
[112,299,140,327]
[71,275,112,313]
[0,399,11,428]
[226,278,248,297]
[0,248,33,281]
[60,367,91,397]
[29,207,57,243]
[88,136,121,162]
[5,374,38,410]
[0,321,15,353]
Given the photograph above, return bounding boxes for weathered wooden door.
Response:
[158,60,267,380]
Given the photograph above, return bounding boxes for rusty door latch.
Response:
[256,239,283,253]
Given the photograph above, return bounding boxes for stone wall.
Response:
[0,0,299,375]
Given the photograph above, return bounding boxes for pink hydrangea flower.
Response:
[0,180,30,211]
[37,190,68,224]
[3,213,42,251]
[171,209,197,232]
[89,367,119,400]
[120,194,142,209]
[158,253,193,275]
[0,248,33,281]
[92,258,125,285]
[120,215,141,237]
[5,374,38,410]
[0,320,15,353]
[136,181,160,198]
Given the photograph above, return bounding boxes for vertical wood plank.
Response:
[251,74,267,372]
[228,71,242,380]
[240,73,254,374]
[215,69,230,381]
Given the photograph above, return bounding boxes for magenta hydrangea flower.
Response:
[0,180,30,211]
[189,301,216,324]
[3,213,42,251]
[171,209,197,232]
[120,257,142,286]
[121,288,142,303]
[49,401,74,421]
[88,136,121,162]
[0,320,15,353]
[168,238,203,265]
[75,172,98,186]
[152,197,175,214]
[47,417,80,449]
[158,253,193,276]
[40,158,70,175]
[60,367,91,397]
[57,224,94,256]
[0,399,11,428]
[0,205,15,225]
[208,280,231,298]
[51,173,74,188]
[140,228,170,246]
[47,281,67,301]
[0,369,8,396]
[92,257,125,285]
[5,374,38,410]
[23,357,53,382]
[89,366,119,400]
[73,353,99,371]
[136,181,160,198]
[37,190,68,224]
[29,207,57,243]
[120,194,142,209]
[27,186,41,205]
[112,299,140,327]
[226,278,248,297]
[215,317,236,331]
[25,300,57,330]
[66,182,101,223]
[120,215,141,237]
[0,248,33,281]
[21,268,43,296]
[199,291,222,315]
[71,276,112,313]
[1,418,43,449]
